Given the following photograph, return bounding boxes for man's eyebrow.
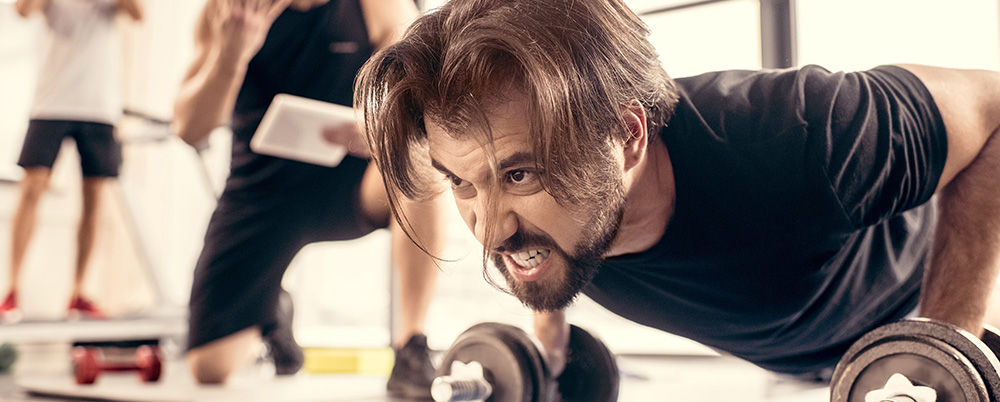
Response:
[430,158,455,177]
[497,152,535,171]
[430,151,535,181]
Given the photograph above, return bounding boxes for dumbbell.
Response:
[831,318,1000,402]
[72,345,163,385]
[431,322,619,402]
[0,342,18,374]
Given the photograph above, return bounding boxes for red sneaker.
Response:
[0,292,22,323]
[67,296,106,320]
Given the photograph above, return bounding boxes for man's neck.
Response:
[604,138,675,257]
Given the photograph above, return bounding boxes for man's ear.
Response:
[623,100,648,172]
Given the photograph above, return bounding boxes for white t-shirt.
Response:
[29,0,123,124]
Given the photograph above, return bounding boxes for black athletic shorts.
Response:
[17,119,122,177]
[185,156,381,350]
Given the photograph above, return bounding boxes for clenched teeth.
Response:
[511,249,551,269]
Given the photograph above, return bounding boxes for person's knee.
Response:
[18,171,51,203]
[185,327,262,384]
[186,349,234,384]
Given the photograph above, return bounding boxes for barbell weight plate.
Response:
[832,337,987,402]
[477,323,551,401]
[907,319,1000,401]
[436,323,541,402]
[981,325,1000,359]
[559,325,619,402]
[831,318,1000,402]
[0,343,18,373]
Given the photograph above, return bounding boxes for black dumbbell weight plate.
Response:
[559,325,619,402]
[0,343,18,374]
[981,325,1000,361]
[831,318,1000,402]
[436,322,545,402]
[483,323,551,401]
[906,319,1000,401]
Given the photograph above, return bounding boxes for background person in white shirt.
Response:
[3,0,144,322]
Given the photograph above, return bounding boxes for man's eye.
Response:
[506,169,537,184]
[445,174,476,198]
[508,170,528,183]
[446,174,465,187]
[504,169,542,195]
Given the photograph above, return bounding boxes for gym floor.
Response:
[0,341,830,402]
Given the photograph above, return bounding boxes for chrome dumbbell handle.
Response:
[431,376,492,402]
[866,374,936,402]
[432,360,494,402]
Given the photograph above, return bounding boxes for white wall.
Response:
[797,0,1000,72]
[0,4,42,178]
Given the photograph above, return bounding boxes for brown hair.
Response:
[356,0,680,243]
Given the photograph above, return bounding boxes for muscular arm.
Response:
[172,2,246,147]
[14,0,46,17]
[533,310,570,377]
[899,64,1000,337]
[172,0,290,147]
[117,0,143,21]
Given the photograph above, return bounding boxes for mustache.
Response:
[493,229,560,255]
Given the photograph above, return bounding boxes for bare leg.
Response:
[9,167,53,295]
[186,327,263,384]
[71,177,108,299]
[391,197,451,347]
[357,162,446,348]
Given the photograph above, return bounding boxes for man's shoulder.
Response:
[674,65,843,97]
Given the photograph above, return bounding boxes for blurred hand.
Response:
[321,122,370,159]
[534,311,570,378]
[210,0,292,66]
[288,0,331,11]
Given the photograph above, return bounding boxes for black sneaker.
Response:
[262,289,304,376]
[386,334,434,400]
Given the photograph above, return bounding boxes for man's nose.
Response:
[473,196,518,251]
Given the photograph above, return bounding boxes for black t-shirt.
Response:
[226,0,375,195]
[583,65,947,374]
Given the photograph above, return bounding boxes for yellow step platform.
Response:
[302,347,394,375]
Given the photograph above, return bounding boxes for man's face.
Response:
[426,98,626,311]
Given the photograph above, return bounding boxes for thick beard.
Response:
[491,189,625,312]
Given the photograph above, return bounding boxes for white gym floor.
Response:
[0,340,830,402]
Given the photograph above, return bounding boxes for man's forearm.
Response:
[172,52,246,147]
[14,0,46,17]
[117,0,143,21]
[533,309,569,377]
[920,130,1000,337]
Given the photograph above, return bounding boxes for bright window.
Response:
[797,0,1000,71]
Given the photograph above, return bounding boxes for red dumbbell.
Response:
[72,345,163,385]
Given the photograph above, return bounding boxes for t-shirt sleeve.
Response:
[800,65,948,228]
[671,65,947,236]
